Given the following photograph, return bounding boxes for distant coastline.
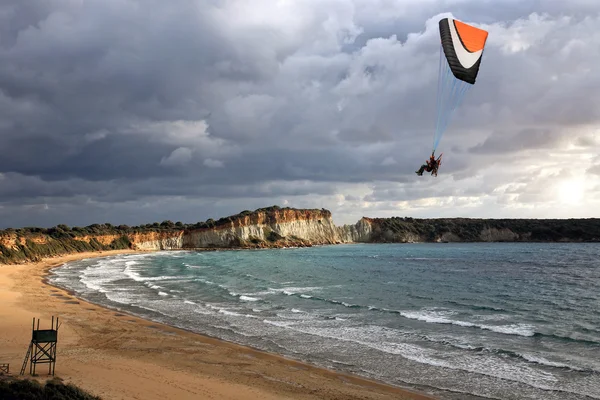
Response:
[2,205,600,265]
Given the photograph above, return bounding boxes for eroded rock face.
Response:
[129,231,185,250]
[178,209,373,249]
[99,209,371,250]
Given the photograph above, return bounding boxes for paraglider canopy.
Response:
[432,17,489,153]
[439,18,489,84]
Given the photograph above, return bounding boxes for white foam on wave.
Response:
[123,263,144,282]
[219,309,242,316]
[158,291,168,296]
[277,286,323,296]
[184,263,209,269]
[203,303,258,319]
[145,275,185,282]
[147,284,163,290]
[400,309,536,337]
[520,353,589,371]
[79,278,106,293]
[228,288,262,301]
[474,314,510,321]
[261,321,561,391]
[263,319,293,328]
[217,308,258,319]
[327,299,359,308]
[239,295,260,302]
[123,259,186,284]
[247,288,280,296]
[250,283,333,297]
[79,261,124,293]
[485,324,535,336]
[103,291,135,305]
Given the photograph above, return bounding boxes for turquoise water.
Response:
[50,243,600,399]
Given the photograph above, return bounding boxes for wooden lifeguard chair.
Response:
[20,316,60,376]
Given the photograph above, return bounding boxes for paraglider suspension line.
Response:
[432,46,473,153]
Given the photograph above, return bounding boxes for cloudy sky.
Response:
[1,0,599,228]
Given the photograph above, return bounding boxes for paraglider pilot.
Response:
[415,152,441,177]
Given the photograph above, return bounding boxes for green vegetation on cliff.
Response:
[0,223,136,265]
[370,217,600,242]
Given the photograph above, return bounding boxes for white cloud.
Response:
[160,147,193,166]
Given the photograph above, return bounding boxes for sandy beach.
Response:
[0,250,435,400]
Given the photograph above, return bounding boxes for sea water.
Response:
[49,243,600,400]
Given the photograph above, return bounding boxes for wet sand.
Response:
[0,250,436,399]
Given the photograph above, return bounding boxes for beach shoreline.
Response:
[0,249,436,400]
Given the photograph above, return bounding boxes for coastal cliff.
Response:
[180,208,373,249]
[1,206,599,264]
[367,217,600,243]
[0,207,370,264]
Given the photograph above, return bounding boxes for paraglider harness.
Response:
[416,152,443,177]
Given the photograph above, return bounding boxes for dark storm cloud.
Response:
[1,0,599,228]
[0,133,178,180]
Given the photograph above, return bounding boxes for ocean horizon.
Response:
[49,243,600,400]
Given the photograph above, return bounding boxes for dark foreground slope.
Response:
[0,376,101,400]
